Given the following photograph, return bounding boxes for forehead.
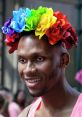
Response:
[17,35,56,56]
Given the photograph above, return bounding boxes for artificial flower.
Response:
[10,8,31,32]
[34,6,47,15]
[24,12,41,31]
[54,11,69,26]
[1,6,78,53]
[35,8,57,39]
[46,21,63,45]
[8,42,19,54]
[5,33,20,46]
[62,24,78,49]
[2,18,15,35]
[24,6,47,31]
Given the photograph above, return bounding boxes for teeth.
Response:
[28,79,41,83]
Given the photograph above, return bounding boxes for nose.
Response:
[23,61,36,75]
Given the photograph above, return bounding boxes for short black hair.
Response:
[20,30,35,37]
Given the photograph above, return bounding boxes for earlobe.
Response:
[60,53,70,68]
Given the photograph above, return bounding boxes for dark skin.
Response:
[17,34,79,117]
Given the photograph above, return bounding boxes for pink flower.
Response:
[75,70,82,84]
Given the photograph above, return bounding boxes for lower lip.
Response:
[25,79,41,88]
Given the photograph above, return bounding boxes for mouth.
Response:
[24,77,41,88]
[27,78,41,83]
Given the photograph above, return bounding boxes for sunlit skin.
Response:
[17,35,79,117]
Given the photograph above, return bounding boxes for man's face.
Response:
[17,35,61,97]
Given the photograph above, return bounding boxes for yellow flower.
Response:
[35,8,57,39]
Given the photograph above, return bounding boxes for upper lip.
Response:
[24,77,40,80]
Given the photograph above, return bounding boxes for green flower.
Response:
[24,6,47,31]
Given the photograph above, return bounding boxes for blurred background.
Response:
[0,0,82,96]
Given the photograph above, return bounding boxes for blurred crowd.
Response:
[0,87,32,117]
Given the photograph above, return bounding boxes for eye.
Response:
[36,56,45,62]
[18,57,27,64]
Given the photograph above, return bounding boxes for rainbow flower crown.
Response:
[2,6,78,53]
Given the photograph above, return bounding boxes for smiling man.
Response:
[2,6,82,117]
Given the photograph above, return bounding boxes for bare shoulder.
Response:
[18,104,32,117]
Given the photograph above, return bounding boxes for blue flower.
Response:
[25,8,31,17]
[10,8,31,32]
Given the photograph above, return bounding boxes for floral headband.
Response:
[2,6,78,53]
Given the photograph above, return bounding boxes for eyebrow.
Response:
[17,51,51,59]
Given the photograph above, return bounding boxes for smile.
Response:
[27,78,41,83]
[25,77,41,88]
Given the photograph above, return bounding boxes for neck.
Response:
[41,78,78,111]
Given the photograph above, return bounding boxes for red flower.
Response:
[62,25,78,49]
[46,11,78,49]
[54,11,69,25]
[5,33,20,53]
[6,33,19,45]
[8,42,19,54]
[46,21,63,45]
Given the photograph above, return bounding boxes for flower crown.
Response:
[2,6,78,53]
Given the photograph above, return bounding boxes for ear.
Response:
[60,53,70,68]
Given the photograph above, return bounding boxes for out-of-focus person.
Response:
[8,89,26,117]
[0,87,13,117]
[0,87,13,103]
[0,94,9,117]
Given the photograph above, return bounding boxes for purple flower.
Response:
[2,18,15,35]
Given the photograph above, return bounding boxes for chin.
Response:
[28,88,47,97]
[29,93,41,97]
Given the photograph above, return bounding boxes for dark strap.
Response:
[26,105,31,117]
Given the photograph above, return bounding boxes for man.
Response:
[2,6,82,117]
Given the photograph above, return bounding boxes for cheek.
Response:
[38,60,54,74]
[18,63,24,77]
[39,58,60,81]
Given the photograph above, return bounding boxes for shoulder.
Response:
[74,93,82,109]
[71,93,82,117]
[79,93,82,98]
[76,93,82,105]
[18,97,42,117]
[18,105,31,117]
